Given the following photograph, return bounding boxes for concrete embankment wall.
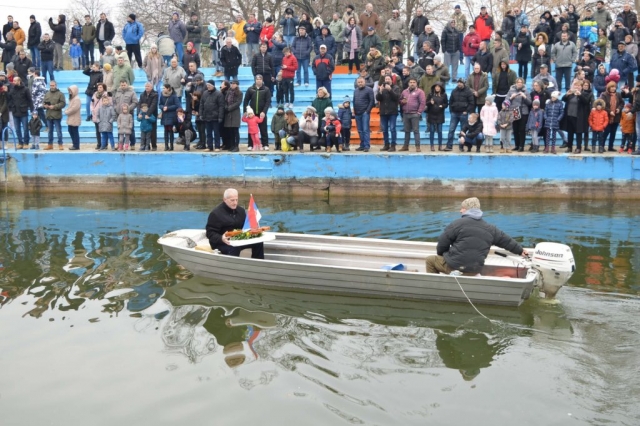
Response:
[3,152,640,199]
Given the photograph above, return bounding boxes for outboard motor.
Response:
[530,243,575,298]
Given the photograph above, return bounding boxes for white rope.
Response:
[452,274,498,324]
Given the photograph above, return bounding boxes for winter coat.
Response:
[83,68,103,97]
[311,96,333,123]
[271,112,286,134]
[43,88,65,120]
[419,73,440,98]
[551,41,577,67]
[162,65,186,96]
[437,213,523,274]
[529,90,549,109]
[593,71,608,95]
[64,85,81,126]
[618,11,638,32]
[186,19,201,44]
[328,19,345,43]
[417,32,440,55]
[48,16,66,45]
[224,88,243,128]
[506,85,532,116]
[112,62,135,87]
[259,24,275,48]
[461,119,483,139]
[342,25,363,53]
[183,48,200,68]
[231,20,247,44]
[426,85,448,124]
[514,32,533,62]
[588,108,609,132]
[480,104,498,136]
[472,50,493,73]
[376,84,401,116]
[526,108,544,132]
[122,20,144,45]
[609,26,631,48]
[474,13,495,41]
[82,23,96,43]
[600,91,624,124]
[433,64,450,84]
[565,12,580,35]
[27,21,42,48]
[359,11,380,32]
[462,32,481,57]
[491,46,510,73]
[514,12,530,35]
[117,113,133,134]
[353,85,375,115]
[441,26,461,53]
[168,19,187,43]
[385,17,405,41]
[90,92,105,123]
[243,84,272,114]
[501,15,515,44]
[113,86,138,116]
[70,24,82,44]
[243,20,262,44]
[159,89,180,126]
[337,106,352,129]
[199,88,225,122]
[297,19,313,36]
[97,100,115,133]
[449,85,475,114]
[292,35,313,61]
[69,43,82,59]
[280,16,299,37]
[314,28,336,56]
[8,83,33,117]
[610,51,637,76]
[220,45,242,75]
[29,116,42,136]
[410,15,430,36]
[543,99,564,129]
[592,9,613,33]
[138,89,158,120]
[312,53,334,80]
[492,68,517,94]
[137,113,155,133]
[361,34,382,56]
[620,110,635,134]
[281,54,298,79]
[0,39,16,63]
[12,56,32,82]
[467,71,489,105]
[96,19,115,42]
[532,52,552,77]
[497,107,514,129]
[242,114,264,134]
[31,77,46,109]
[251,52,274,77]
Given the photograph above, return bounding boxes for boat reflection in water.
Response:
[159,277,573,382]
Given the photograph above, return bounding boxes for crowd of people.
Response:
[1,3,640,155]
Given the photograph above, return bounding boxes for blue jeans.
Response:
[412,35,420,60]
[380,114,397,146]
[30,46,41,67]
[83,41,95,65]
[13,115,29,144]
[101,132,114,148]
[296,58,309,84]
[447,112,468,148]
[458,33,464,61]
[47,118,63,144]
[555,67,572,91]
[429,123,443,146]
[284,35,295,46]
[41,61,54,83]
[205,120,221,149]
[175,42,184,63]
[86,95,92,118]
[163,55,173,66]
[68,125,80,148]
[355,113,370,148]
[464,56,474,79]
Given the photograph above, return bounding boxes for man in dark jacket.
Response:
[609,18,631,48]
[220,38,242,80]
[472,41,493,74]
[417,25,440,57]
[314,26,336,57]
[353,77,375,151]
[206,188,264,259]
[138,82,158,150]
[7,76,33,148]
[38,33,55,83]
[410,8,430,60]
[243,75,272,149]
[199,79,225,151]
[445,78,475,150]
[426,197,527,275]
[617,4,638,32]
[251,43,274,92]
[48,14,66,70]
[2,15,13,40]
[95,12,115,55]
[292,27,312,86]
[186,12,202,52]
[82,15,96,67]
[441,20,461,81]
[312,45,335,95]
[376,74,401,151]
[13,50,32,82]
[27,15,42,67]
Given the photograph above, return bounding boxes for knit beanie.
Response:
[461,197,481,210]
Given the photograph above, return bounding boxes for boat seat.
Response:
[195,245,215,253]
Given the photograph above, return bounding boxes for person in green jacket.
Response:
[42,80,66,149]
[270,105,286,150]
[311,87,333,126]
[82,15,96,66]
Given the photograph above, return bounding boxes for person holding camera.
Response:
[321,109,342,152]
[279,8,299,47]
[298,106,319,152]
[376,75,401,152]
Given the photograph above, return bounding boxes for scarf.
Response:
[349,25,358,59]
[608,92,617,113]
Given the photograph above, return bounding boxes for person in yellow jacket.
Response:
[231,14,247,66]
[11,21,26,47]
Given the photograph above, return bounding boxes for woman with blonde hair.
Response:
[143,44,165,92]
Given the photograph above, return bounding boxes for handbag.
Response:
[281,137,290,152]
[513,107,522,121]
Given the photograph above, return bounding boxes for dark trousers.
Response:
[258,118,268,146]
[217,242,264,259]
[603,123,619,150]
[126,43,143,67]
[555,66,571,91]
[316,79,331,95]
[206,120,221,149]
[513,115,528,149]
[565,116,584,149]
[517,61,528,81]
[347,56,360,73]
[68,125,80,148]
[83,42,95,65]
[282,78,294,103]
[340,127,351,147]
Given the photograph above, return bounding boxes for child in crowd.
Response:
[543,91,564,154]
[594,64,607,96]
[526,98,545,153]
[98,96,116,150]
[241,107,264,151]
[137,103,156,151]
[589,99,609,153]
[619,103,636,153]
[322,110,343,152]
[479,95,498,153]
[498,99,515,153]
[70,38,83,70]
[174,108,194,151]
[117,103,133,151]
[458,113,484,153]
[275,71,285,106]
[28,111,41,150]
[191,91,205,150]
[337,97,352,151]
[271,105,286,151]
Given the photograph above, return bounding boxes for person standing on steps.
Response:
[95,13,115,55]
[445,78,475,151]
[48,14,66,71]
[27,15,42,68]
[122,14,144,68]
[42,80,65,150]
[353,77,375,152]
[399,77,426,152]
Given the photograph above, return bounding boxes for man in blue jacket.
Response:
[122,13,144,67]
[610,41,637,88]
[292,27,312,86]
[353,77,375,152]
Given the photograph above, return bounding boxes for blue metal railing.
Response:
[1,127,17,180]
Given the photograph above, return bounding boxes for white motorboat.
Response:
[158,230,575,307]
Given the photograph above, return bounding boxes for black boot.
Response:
[380,144,389,151]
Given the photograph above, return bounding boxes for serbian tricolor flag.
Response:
[242,195,262,231]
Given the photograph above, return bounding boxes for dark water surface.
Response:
[1,194,639,425]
